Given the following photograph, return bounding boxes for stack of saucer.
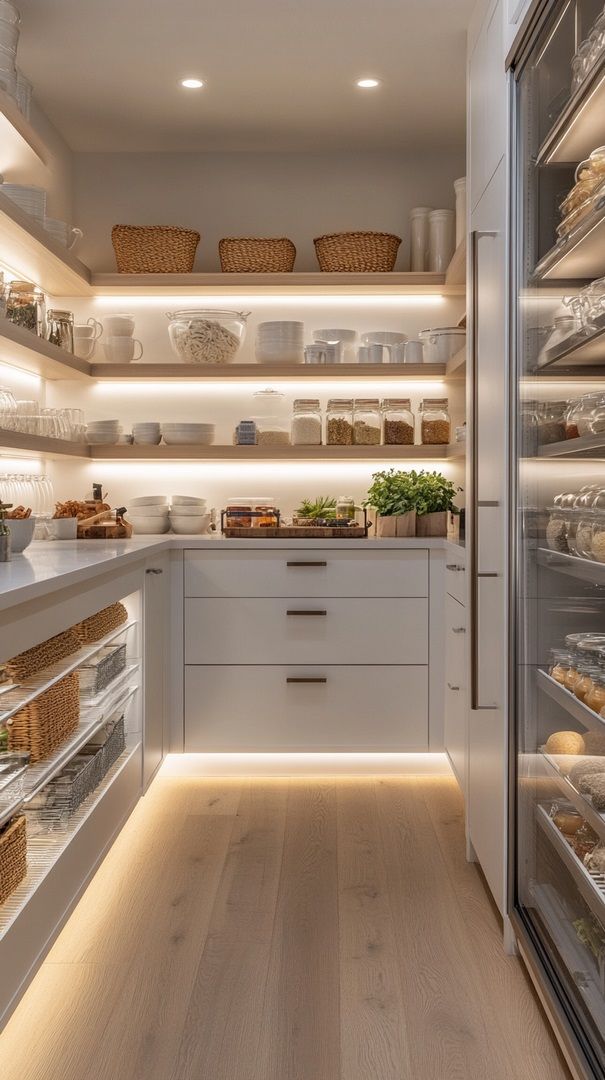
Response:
[132,422,161,446]
[255,321,304,364]
[86,419,122,445]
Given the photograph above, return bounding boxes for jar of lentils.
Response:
[326,398,354,445]
[353,398,381,445]
[420,398,451,444]
[382,398,415,445]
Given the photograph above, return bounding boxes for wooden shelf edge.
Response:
[0,87,49,168]
[0,191,92,297]
[89,444,451,461]
[0,319,91,380]
[0,428,90,458]
[445,347,466,377]
[90,362,447,380]
[90,270,464,296]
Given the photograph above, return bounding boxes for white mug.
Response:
[74,338,97,361]
[104,314,136,337]
[74,318,103,341]
[103,336,144,363]
[358,344,387,364]
[403,340,424,363]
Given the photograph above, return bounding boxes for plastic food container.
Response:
[166,309,248,365]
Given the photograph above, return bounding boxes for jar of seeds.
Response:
[326,398,353,445]
[420,398,450,444]
[353,398,381,445]
[6,280,46,336]
[291,399,322,445]
[382,398,415,444]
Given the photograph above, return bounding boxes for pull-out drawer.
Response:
[184,549,428,598]
[445,555,466,605]
[445,593,467,789]
[185,597,428,665]
[184,665,428,751]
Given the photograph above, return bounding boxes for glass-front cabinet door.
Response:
[513,1,605,1074]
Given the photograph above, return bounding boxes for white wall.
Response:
[73,149,466,273]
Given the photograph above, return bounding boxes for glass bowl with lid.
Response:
[166,309,249,365]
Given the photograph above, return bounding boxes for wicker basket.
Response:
[111,224,200,273]
[74,603,128,646]
[8,672,80,763]
[0,815,26,904]
[313,231,401,272]
[5,628,81,682]
[219,237,296,273]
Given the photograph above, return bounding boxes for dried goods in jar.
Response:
[353,420,381,445]
[421,419,450,444]
[384,419,414,445]
[327,418,353,445]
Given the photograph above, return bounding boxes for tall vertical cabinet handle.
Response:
[470,228,498,712]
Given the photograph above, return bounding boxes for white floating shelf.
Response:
[89,443,450,461]
[0,190,91,297]
[0,318,91,380]
[91,270,462,296]
[0,88,48,177]
[0,427,90,459]
[90,362,447,381]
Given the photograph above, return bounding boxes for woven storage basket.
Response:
[219,237,296,273]
[74,603,128,646]
[0,815,26,905]
[6,628,81,682]
[8,671,80,763]
[112,224,200,273]
[314,231,401,272]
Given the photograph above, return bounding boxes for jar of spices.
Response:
[291,399,322,446]
[46,309,74,354]
[420,398,450,445]
[383,398,415,445]
[336,495,356,522]
[327,398,353,445]
[353,398,381,445]
[574,664,599,703]
[585,675,605,715]
[6,280,46,335]
[537,401,568,446]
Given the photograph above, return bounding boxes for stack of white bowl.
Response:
[1,182,46,225]
[255,321,304,364]
[0,1,20,102]
[86,419,122,445]
[127,496,170,535]
[132,422,161,446]
[170,495,210,534]
[161,422,215,446]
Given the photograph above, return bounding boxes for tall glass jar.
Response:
[420,398,450,444]
[537,400,568,445]
[382,398,415,445]
[353,398,381,445]
[291,399,322,446]
[46,309,74,353]
[326,398,353,445]
[6,280,46,335]
[252,388,290,446]
[586,675,605,715]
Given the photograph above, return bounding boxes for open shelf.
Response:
[536,668,604,735]
[538,433,605,458]
[533,193,605,282]
[90,361,447,381]
[0,88,48,175]
[0,318,91,380]
[0,427,90,459]
[445,238,466,288]
[539,749,605,843]
[91,270,463,296]
[536,547,605,586]
[89,443,450,461]
[538,59,605,166]
[0,191,91,297]
[537,803,605,928]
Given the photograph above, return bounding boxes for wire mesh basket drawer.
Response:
[79,644,127,697]
[0,815,26,905]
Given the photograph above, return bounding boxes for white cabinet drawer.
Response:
[184,665,428,751]
[185,597,428,665]
[445,594,467,790]
[445,556,466,605]
[184,549,428,598]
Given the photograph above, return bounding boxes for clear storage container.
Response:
[336,495,356,521]
[420,398,450,444]
[537,400,568,445]
[6,280,46,335]
[252,389,290,447]
[326,398,353,445]
[382,398,415,445]
[46,309,74,354]
[291,399,322,446]
[353,398,381,445]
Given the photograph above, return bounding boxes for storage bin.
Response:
[5,627,80,682]
[0,815,26,905]
[7,671,80,763]
[219,237,296,273]
[111,224,200,273]
[79,643,127,697]
[313,231,401,272]
[74,603,128,645]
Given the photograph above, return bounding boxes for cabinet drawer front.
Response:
[184,549,428,598]
[185,665,428,751]
[185,598,428,665]
[445,558,466,605]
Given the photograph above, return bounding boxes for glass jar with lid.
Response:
[252,389,290,447]
[420,398,450,444]
[382,398,415,445]
[6,280,46,335]
[549,649,573,684]
[546,493,575,553]
[336,495,356,522]
[573,392,603,436]
[353,399,381,445]
[586,675,605,715]
[46,309,74,354]
[326,399,353,445]
[520,400,539,454]
[537,400,568,445]
[291,399,322,446]
[575,664,600,703]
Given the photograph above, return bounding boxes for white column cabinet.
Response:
[469,0,506,211]
[142,552,170,787]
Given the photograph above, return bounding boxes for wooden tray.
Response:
[223,525,369,539]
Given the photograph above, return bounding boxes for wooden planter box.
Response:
[416,511,448,537]
[374,511,416,538]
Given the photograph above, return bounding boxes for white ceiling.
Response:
[16,0,473,153]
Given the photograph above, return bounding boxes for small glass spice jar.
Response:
[382,398,415,445]
[353,399,381,445]
[336,495,356,522]
[291,399,322,446]
[420,398,450,444]
[326,399,353,445]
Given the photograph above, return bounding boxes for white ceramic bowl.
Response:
[163,432,215,446]
[169,513,211,534]
[129,495,169,507]
[171,495,207,506]
[126,506,169,518]
[361,331,407,346]
[87,431,122,445]
[129,517,170,535]
[313,328,357,343]
[50,517,78,540]
[87,419,120,427]
[5,517,36,553]
[133,434,162,445]
[168,503,207,516]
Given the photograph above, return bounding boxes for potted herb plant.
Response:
[411,470,461,537]
[364,469,417,537]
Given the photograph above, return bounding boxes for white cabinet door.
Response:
[142,553,169,787]
[444,594,467,791]
[505,0,533,52]
[469,0,506,211]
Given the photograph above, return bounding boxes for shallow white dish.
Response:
[5,517,36,553]
[169,513,211,534]
[129,495,169,507]
[162,431,215,446]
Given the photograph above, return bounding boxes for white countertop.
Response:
[0,535,465,611]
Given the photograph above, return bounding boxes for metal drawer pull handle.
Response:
[146,568,163,575]
[287,677,328,684]
[286,561,327,567]
[446,564,464,571]
[453,627,466,634]
[286,609,327,616]
[448,682,461,691]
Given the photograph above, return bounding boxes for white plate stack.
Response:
[169,496,210,534]
[86,419,122,445]
[132,422,161,446]
[126,495,170,535]
[0,1,20,101]
[161,422,215,446]
[255,321,304,364]
[0,182,46,225]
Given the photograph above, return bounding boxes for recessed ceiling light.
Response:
[356,77,380,89]
[181,78,205,89]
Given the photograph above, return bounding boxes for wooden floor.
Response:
[0,775,570,1080]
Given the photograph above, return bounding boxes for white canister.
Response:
[428,209,455,272]
[409,207,432,271]
[454,177,467,248]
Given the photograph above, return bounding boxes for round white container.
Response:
[428,209,455,272]
[409,207,432,271]
[454,178,467,248]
